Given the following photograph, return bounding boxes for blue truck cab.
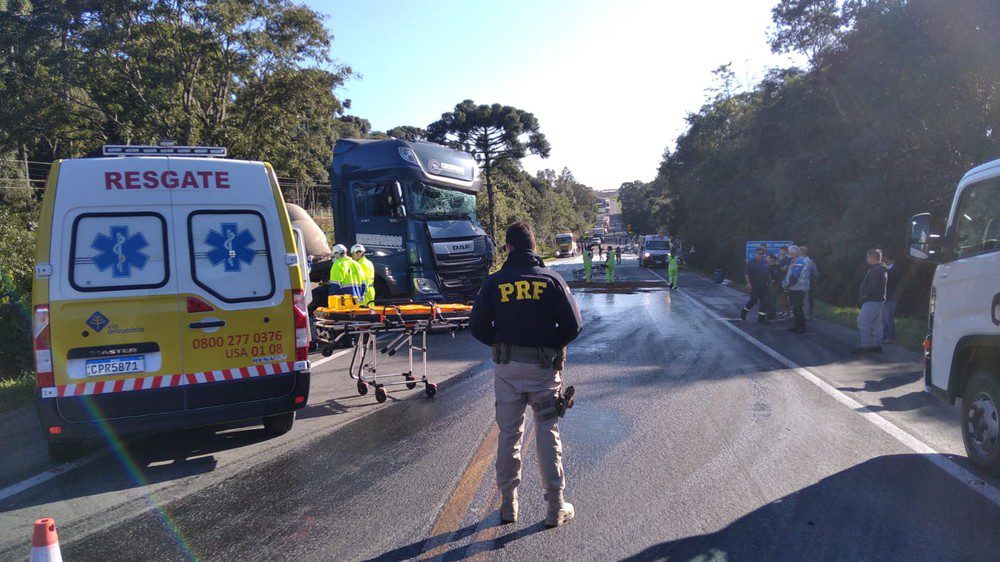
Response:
[330,139,494,303]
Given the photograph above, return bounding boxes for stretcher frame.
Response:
[313,308,471,403]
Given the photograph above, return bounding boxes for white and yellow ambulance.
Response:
[32,145,311,460]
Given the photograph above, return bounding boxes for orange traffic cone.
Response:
[29,518,63,562]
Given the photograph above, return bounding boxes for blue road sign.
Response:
[746,240,794,262]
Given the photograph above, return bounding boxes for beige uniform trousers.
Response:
[494,360,565,500]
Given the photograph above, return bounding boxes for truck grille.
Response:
[433,238,489,298]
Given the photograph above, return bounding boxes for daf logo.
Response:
[451,242,472,252]
[992,292,1000,326]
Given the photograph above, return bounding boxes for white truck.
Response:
[907,157,1000,472]
[555,233,578,258]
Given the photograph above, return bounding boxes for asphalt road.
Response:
[3,256,1000,560]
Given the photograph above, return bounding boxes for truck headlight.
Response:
[413,277,438,294]
[407,241,421,265]
[643,252,650,258]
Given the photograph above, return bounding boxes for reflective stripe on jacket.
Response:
[668,255,679,272]
[329,257,367,301]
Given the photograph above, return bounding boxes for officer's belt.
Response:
[492,343,563,369]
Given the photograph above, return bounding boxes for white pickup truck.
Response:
[907,157,1000,472]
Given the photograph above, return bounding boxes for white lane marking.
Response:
[0,347,355,502]
[0,450,104,502]
[648,268,1000,508]
[309,347,352,369]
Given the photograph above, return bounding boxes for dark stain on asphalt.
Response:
[565,280,668,293]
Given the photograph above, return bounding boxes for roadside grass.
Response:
[684,267,926,352]
[811,301,926,351]
[0,372,35,414]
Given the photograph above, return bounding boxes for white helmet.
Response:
[350,243,366,255]
[332,244,348,257]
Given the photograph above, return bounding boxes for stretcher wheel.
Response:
[405,374,417,390]
[425,383,438,398]
[375,386,388,403]
[357,381,368,396]
[321,346,334,357]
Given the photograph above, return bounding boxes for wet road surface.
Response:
[3,257,1000,560]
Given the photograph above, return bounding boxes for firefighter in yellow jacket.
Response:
[351,243,376,305]
[328,244,367,305]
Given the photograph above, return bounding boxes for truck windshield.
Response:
[556,235,573,244]
[645,241,670,250]
[408,181,477,220]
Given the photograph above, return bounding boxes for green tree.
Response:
[387,125,427,141]
[427,100,551,238]
[0,152,37,376]
[620,0,999,312]
[0,0,354,183]
[769,0,844,63]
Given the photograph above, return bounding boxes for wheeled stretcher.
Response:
[313,302,473,403]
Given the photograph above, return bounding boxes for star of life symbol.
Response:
[91,226,149,278]
[205,223,256,272]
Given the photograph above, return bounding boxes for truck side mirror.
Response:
[907,212,938,262]
[387,181,406,220]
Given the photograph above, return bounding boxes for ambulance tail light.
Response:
[292,290,309,362]
[186,296,215,313]
[33,305,54,389]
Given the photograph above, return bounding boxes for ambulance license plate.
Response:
[85,356,145,377]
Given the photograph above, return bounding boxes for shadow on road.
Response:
[856,390,938,413]
[297,397,351,419]
[364,519,549,562]
[838,370,922,393]
[6,422,277,510]
[621,454,1000,561]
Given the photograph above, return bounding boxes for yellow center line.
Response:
[467,421,537,561]
[419,422,500,559]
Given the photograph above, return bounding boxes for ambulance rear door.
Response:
[49,157,186,419]
[167,158,297,407]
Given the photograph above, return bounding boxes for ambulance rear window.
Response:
[70,213,169,292]
[188,210,275,303]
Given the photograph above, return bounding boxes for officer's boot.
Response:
[545,491,575,528]
[500,489,518,523]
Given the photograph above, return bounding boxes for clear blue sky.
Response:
[307,0,797,189]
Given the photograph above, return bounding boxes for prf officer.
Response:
[470,222,584,527]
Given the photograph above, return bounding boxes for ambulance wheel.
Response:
[357,381,369,396]
[405,374,417,390]
[375,386,388,403]
[47,440,85,463]
[263,412,295,436]
[425,383,438,398]
[321,346,334,358]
